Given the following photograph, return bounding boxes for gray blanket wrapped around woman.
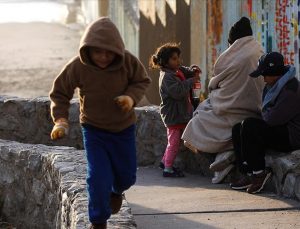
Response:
[182,36,265,154]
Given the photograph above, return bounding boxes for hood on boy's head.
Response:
[79,17,125,67]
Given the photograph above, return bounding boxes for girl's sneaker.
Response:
[163,168,185,178]
[159,162,181,172]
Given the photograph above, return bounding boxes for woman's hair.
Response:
[149,42,181,69]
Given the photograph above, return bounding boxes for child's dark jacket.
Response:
[50,17,151,132]
[159,66,194,127]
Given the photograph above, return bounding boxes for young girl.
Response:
[149,42,201,177]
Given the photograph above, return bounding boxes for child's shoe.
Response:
[163,168,185,178]
[159,162,181,172]
[110,192,123,214]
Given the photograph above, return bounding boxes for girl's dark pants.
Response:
[82,124,137,224]
[232,117,292,173]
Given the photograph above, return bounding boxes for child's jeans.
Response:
[162,127,184,168]
[81,124,137,224]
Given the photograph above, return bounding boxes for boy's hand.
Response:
[114,95,134,113]
[51,118,69,140]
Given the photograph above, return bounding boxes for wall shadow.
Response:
[139,1,191,105]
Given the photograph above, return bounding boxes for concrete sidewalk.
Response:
[126,167,300,229]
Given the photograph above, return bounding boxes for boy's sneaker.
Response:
[247,169,272,194]
[211,164,234,184]
[230,175,252,190]
[163,168,185,178]
[110,192,123,214]
[209,151,236,172]
[90,223,107,229]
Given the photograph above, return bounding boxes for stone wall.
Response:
[0,141,79,228]
[0,96,214,175]
[0,96,82,149]
[0,140,136,229]
[0,96,299,228]
[0,96,137,228]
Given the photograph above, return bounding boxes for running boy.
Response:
[49,17,151,229]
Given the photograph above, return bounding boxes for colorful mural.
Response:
[91,0,300,98]
[206,0,223,87]
[206,0,300,83]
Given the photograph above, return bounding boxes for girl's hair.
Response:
[149,42,181,69]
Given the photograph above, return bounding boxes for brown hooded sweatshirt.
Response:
[49,17,151,132]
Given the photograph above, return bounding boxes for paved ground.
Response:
[126,167,300,229]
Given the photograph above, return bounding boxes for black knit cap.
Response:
[228,17,253,45]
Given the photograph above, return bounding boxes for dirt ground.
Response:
[0,22,81,98]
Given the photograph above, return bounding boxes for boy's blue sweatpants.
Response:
[81,124,137,224]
